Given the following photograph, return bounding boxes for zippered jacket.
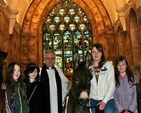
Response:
[6,81,29,113]
[89,61,115,104]
[114,75,138,113]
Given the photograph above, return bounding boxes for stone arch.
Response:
[130,8,141,64]
[21,0,113,68]
[22,0,112,35]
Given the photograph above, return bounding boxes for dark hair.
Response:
[3,62,26,102]
[24,63,40,85]
[115,56,136,87]
[91,43,106,68]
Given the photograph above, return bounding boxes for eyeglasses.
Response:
[44,57,55,60]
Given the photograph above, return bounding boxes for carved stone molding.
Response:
[116,4,131,31]
[0,0,18,35]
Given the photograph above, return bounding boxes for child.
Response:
[114,56,138,113]
[2,62,29,113]
[89,43,115,113]
[24,62,47,113]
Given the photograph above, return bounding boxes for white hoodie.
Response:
[89,61,115,104]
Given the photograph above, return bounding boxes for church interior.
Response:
[0,0,141,82]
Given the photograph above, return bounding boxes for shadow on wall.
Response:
[0,50,8,83]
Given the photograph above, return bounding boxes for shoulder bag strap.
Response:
[27,84,37,104]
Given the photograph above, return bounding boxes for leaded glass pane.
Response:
[74,15,80,23]
[46,16,51,23]
[59,9,65,16]
[79,24,86,30]
[53,33,62,50]
[55,52,63,69]
[50,9,55,15]
[59,24,65,31]
[84,30,92,51]
[69,9,75,15]
[54,16,60,23]
[63,0,70,7]
[78,8,84,16]
[83,15,88,22]
[63,31,73,72]
[49,24,55,31]
[64,16,70,23]
[69,24,75,31]
[74,31,82,51]
[43,32,52,53]
[63,31,72,51]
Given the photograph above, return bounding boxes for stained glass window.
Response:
[42,0,93,74]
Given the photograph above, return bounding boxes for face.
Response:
[28,68,38,81]
[91,47,102,62]
[13,64,21,81]
[117,60,127,74]
[44,53,55,67]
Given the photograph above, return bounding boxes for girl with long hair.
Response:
[3,62,29,113]
[89,43,115,113]
[24,62,47,113]
[114,56,138,113]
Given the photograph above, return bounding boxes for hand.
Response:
[96,101,106,110]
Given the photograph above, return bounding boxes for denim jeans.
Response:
[90,98,115,113]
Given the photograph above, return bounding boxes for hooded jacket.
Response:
[89,61,115,104]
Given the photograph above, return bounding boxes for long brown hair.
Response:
[91,43,106,68]
[115,56,137,87]
[3,62,26,102]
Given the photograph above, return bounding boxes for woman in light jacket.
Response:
[114,56,138,113]
[89,43,115,113]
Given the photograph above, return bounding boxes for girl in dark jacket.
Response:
[24,62,47,113]
[3,62,29,113]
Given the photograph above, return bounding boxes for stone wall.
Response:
[0,8,21,75]
[0,0,141,78]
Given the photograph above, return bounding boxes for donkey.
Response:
[64,51,93,113]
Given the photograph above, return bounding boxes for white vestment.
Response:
[46,68,69,113]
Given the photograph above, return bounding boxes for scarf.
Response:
[41,64,62,113]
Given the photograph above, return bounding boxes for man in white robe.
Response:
[40,51,70,113]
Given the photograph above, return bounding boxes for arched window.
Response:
[42,0,93,74]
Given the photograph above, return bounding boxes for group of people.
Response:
[0,43,139,113]
[89,43,138,113]
[1,51,69,113]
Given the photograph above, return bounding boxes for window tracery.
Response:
[43,0,93,73]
